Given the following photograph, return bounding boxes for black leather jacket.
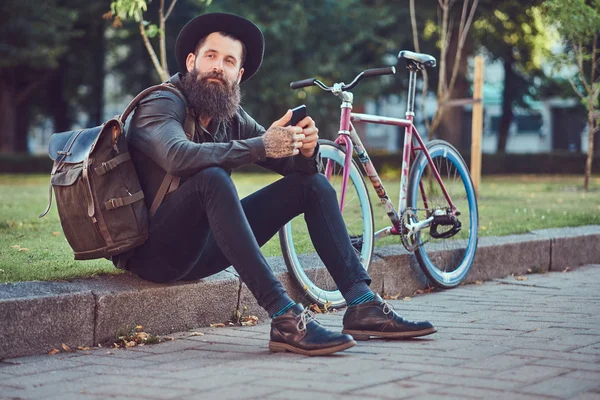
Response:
[126,73,319,209]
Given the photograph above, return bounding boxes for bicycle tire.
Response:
[278,139,374,308]
[407,140,479,288]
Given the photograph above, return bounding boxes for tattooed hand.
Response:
[262,110,305,158]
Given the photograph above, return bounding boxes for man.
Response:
[119,12,436,356]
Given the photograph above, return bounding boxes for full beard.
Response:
[181,69,241,123]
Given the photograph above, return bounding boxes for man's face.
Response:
[181,32,244,123]
[186,32,244,86]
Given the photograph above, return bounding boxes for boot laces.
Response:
[382,301,395,315]
[296,307,317,331]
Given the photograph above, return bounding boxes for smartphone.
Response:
[287,105,307,126]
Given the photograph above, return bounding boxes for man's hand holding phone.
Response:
[288,105,319,158]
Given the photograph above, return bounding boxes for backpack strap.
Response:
[126,83,195,218]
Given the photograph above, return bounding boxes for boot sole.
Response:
[268,340,356,356]
[341,327,437,340]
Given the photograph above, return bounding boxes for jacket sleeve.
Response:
[239,108,320,176]
[127,91,267,177]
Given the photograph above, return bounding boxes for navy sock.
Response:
[268,296,296,318]
[344,282,375,306]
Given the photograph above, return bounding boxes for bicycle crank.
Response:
[429,208,462,239]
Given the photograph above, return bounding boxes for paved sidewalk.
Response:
[1,265,599,400]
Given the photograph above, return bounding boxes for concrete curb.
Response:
[1,225,599,360]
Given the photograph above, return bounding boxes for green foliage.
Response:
[0,0,79,69]
[545,0,600,42]
[111,0,147,22]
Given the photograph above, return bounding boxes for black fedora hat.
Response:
[175,13,264,83]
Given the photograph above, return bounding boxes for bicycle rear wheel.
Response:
[279,139,374,308]
[407,140,479,288]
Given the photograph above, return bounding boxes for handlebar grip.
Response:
[362,67,397,78]
[290,78,316,89]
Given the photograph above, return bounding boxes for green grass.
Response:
[1,173,599,283]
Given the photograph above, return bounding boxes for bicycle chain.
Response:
[399,208,431,252]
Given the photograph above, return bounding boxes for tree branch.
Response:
[164,0,178,20]
[575,42,592,94]
[568,76,587,99]
[159,0,169,78]
[409,0,430,128]
[409,0,420,53]
[139,21,168,82]
[448,0,479,97]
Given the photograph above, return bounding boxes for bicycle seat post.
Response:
[406,69,418,119]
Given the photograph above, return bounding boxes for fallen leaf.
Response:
[188,332,205,337]
[515,275,528,281]
[241,315,259,326]
[164,336,175,341]
[209,323,225,328]
[562,267,570,273]
[48,348,60,355]
[125,341,136,348]
[52,232,61,236]
[474,280,483,285]
[403,296,412,301]
[18,248,30,252]
[77,346,91,351]
[383,293,401,300]
[535,328,542,331]
[135,325,143,331]
[10,245,20,249]
[61,343,72,352]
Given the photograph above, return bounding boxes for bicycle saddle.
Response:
[398,50,437,69]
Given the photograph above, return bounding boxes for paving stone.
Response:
[351,381,448,399]
[531,358,600,372]
[2,263,600,400]
[519,375,600,398]
[409,374,522,391]
[504,348,600,363]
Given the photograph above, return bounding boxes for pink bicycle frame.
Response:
[325,70,457,236]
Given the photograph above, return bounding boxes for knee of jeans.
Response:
[188,167,234,194]
[193,166,231,184]
[302,173,337,199]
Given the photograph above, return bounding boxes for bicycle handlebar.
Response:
[289,66,396,92]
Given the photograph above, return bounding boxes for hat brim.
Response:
[175,13,264,83]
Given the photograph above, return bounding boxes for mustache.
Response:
[199,71,228,85]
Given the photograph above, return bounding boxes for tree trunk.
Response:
[48,65,70,132]
[15,98,30,153]
[89,19,106,126]
[497,53,515,153]
[0,73,18,153]
[584,106,596,191]
[438,23,471,148]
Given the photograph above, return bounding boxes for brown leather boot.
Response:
[342,294,437,340]
[269,304,356,356]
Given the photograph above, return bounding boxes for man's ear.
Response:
[186,53,196,73]
[237,67,244,84]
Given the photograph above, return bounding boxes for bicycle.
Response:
[278,50,479,308]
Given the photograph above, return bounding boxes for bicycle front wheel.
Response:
[279,140,374,308]
[407,140,479,288]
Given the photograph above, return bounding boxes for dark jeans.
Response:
[127,167,371,311]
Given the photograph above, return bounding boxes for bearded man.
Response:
[118,13,436,356]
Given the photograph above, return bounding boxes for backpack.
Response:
[40,83,194,260]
